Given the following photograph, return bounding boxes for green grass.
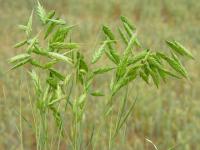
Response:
[0,0,200,150]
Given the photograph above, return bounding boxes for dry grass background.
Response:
[0,0,200,149]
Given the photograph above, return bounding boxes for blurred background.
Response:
[0,0,200,149]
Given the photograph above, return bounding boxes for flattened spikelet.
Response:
[159,68,181,79]
[93,67,114,74]
[102,25,115,41]
[123,22,132,37]
[46,10,55,21]
[29,70,42,95]
[48,18,66,25]
[48,52,72,64]
[14,40,27,48]
[26,11,33,36]
[9,53,31,63]
[139,70,149,84]
[166,40,194,59]
[50,42,79,49]
[149,67,160,88]
[37,1,47,24]
[118,27,128,45]
[92,41,107,64]
[30,59,44,68]
[128,50,148,65]
[44,22,56,39]
[10,58,30,70]
[120,16,136,31]
[49,68,65,80]
[147,56,162,69]
[157,52,188,78]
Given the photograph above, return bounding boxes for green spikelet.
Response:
[157,52,188,78]
[166,40,194,59]
[120,16,136,31]
[118,27,128,45]
[9,53,31,64]
[37,1,47,24]
[93,67,115,74]
[92,41,107,64]
[102,25,115,41]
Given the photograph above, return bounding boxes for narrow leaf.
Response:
[118,96,137,130]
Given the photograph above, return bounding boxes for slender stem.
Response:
[39,110,48,150]
[108,116,113,150]
[19,88,24,150]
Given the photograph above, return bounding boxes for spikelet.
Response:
[50,42,79,50]
[93,67,115,74]
[9,53,31,64]
[166,40,194,59]
[92,41,107,64]
[14,40,27,48]
[37,1,47,24]
[47,52,73,64]
[157,52,188,78]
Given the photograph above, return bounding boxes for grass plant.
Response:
[9,2,194,150]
